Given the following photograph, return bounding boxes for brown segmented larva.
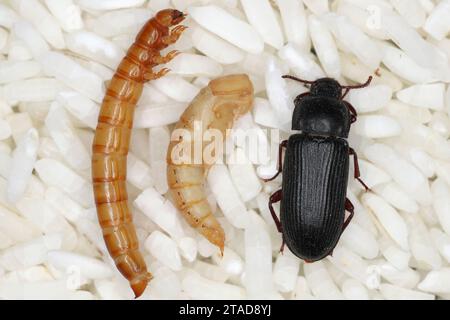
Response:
[166,74,254,252]
[91,9,187,298]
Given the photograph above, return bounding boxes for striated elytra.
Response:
[266,75,372,262]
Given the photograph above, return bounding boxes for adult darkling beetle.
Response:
[265,75,372,262]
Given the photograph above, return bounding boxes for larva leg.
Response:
[162,25,188,45]
[153,50,180,64]
[144,68,170,81]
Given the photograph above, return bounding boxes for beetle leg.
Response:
[263,140,288,182]
[343,198,355,232]
[349,147,370,191]
[344,101,357,123]
[268,189,283,233]
[280,237,286,254]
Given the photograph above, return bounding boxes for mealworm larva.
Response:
[92,9,187,298]
[166,74,254,252]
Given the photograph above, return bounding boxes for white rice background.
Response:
[0,0,450,300]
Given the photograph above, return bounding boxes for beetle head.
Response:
[309,78,342,99]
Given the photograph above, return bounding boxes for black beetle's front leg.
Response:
[268,189,286,253]
[344,101,357,123]
[263,140,288,182]
[349,147,370,191]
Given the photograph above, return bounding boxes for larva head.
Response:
[209,74,255,115]
[155,9,186,27]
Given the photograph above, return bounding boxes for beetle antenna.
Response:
[282,75,315,85]
[342,76,373,89]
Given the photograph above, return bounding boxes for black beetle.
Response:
[265,75,372,262]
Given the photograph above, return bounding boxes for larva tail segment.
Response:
[131,273,153,298]
[92,9,186,299]
[166,74,254,253]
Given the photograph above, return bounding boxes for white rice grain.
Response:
[347,85,392,113]
[0,119,11,141]
[397,83,445,111]
[35,158,93,207]
[273,250,300,293]
[39,51,104,103]
[207,164,249,229]
[45,103,90,170]
[308,15,340,79]
[0,60,41,85]
[228,147,262,202]
[240,0,284,49]
[191,26,244,65]
[47,250,113,280]
[431,179,450,236]
[275,0,309,50]
[13,21,50,59]
[382,45,438,83]
[188,5,264,54]
[11,0,65,49]
[6,128,38,202]
[342,279,369,300]
[322,13,382,69]
[244,211,274,299]
[423,0,450,40]
[182,271,246,300]
[362,193,409,250]
[0,4,19,29]
[65,31,123,69]
[166,53,223,77]
[148,126,170,193]
[380,8,447,69]
[44,0,84,32]
[145,231,182,271]
[380,283,434,300]
[364,143,432,205]
[85,9,151,38]
[418,268,450,293]
[78,0,146,11]
[2,78,62,104]
[0,234,62,271]
[304,261,344,300]
[352,115,401,138]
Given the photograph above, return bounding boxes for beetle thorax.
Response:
[291,96,350,138]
